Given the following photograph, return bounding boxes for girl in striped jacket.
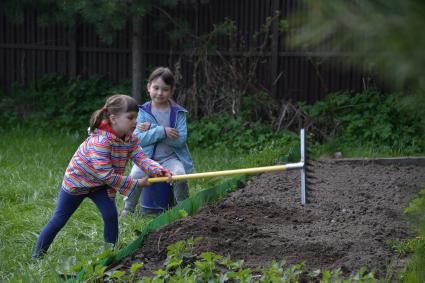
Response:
[32,94,171,259]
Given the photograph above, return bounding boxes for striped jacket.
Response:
[61,129,165,197]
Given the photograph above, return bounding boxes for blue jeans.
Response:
[32,187,118,258]
[123,158,189,212]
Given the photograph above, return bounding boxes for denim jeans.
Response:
[123,158,189,212]
[32,187,118,258]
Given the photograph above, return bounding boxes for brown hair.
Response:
[148,67,175,87]
[89,94,138,133]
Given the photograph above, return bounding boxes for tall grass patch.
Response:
[401,189,425,282]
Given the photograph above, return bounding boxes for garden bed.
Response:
[118,159,425,278]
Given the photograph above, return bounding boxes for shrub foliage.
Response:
[1,76,424,155]
[300,90,425,154]
[0,75,130,131]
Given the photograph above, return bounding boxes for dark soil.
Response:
[117,160,425,279]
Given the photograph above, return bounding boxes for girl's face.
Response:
[147,77,174,108]
[111,111,138,138]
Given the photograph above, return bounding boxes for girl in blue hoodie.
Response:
[121,67,194,216]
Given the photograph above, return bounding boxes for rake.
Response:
[148,128,312,205]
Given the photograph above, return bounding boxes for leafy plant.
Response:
[114,238,378,282]
[65,248,113,282]
[164,236,202,272]
[387,238,422,256]
[300,90,425,155]
[0,75,130,131]
[188,114,299,156]
[105,262,144,282]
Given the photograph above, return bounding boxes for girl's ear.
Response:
[109,114,117,125]
[146,83,151,92]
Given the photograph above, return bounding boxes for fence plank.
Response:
[69,26,77,77]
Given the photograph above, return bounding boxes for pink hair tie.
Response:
[101,106,107,113]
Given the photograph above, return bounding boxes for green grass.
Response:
[0,128,291,282]
[312,138,425,159]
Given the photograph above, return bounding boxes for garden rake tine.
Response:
[301,129,317,203]
[305,148,316,180]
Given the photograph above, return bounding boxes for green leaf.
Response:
[109,270,126,279]
[130,262,144,274]
[178,209,188,218]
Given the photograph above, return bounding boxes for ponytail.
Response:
[89,107,108,133]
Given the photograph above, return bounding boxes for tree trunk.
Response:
[132,16,143,103]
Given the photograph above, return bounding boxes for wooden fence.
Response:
[0,0,376,103]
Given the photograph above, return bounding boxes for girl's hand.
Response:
[153,168,173,183]
[165,127,179,139]
[163,170,173,183]
[137,177,151,188]
[137,122,150,132]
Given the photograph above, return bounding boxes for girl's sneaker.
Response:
[120,209,131,217]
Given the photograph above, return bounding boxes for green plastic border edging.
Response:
[72,175,248,282]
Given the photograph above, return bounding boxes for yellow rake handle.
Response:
[147,163,303,183]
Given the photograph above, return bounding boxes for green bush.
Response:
[188,114,297,154]
[2,76,424,157]
[300,90,425,154]
[189,114,266,151]
[0,75,131,131]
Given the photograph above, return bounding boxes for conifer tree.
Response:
[293,0,425,93]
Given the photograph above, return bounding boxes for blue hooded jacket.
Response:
[133,101,194,173]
